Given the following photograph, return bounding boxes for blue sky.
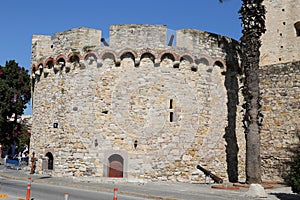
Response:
[0,0,242,115]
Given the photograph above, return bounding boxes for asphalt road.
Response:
[0,177,146,200]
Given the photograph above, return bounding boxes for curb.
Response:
[0,171,179,200]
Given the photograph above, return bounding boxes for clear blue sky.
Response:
[0,0,242,115]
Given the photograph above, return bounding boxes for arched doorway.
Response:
[108,154,124,178]
[45,152,54,170]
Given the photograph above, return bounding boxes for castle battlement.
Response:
[31,24,239,79]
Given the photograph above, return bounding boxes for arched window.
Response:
[108,154,124,178]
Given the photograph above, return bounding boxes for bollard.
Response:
[113,188,118,200]
[25,177,31,200]
[64,192,69,200]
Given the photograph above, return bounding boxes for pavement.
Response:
[0,162,299,200]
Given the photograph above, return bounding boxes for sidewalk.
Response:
[0,163,299,200]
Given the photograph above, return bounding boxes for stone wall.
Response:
[260,61,300,181]
[30,24,245,183]
[260,0,300,66]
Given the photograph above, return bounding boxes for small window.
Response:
[294,21,300,37]
[170,112,174,122]
[169,99,173,109]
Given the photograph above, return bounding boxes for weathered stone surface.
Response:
[245,184,268,198]
[30,24,244,183]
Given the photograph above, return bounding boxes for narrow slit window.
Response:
[169,99,173,109]
[170,112,174,122]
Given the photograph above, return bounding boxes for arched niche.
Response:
[69,54,80,64]
[213,60,225,69]
[84,52,98,65]
[196,58,210,66]
[108,154,124,178]
[120,52,135,61]
[160,53,175,62]
[45,152,54,170]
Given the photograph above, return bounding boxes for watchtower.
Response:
[260,0,300,66]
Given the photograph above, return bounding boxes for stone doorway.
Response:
[45,152,54,170]
[108,154,124,178]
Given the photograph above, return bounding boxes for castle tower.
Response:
[30,24,245,182]
[259,0,300,181]
[260,0,300,66]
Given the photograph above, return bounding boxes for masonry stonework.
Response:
[260,0,300,66]
[30,0,300,183]
[30,24,246,182]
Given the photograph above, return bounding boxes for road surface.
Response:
[0,177,146,200]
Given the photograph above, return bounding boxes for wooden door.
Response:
[109,160,123,178]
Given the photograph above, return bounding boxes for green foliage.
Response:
[0,60,31,146]
[288,155,300,193]
[82,45,96,52]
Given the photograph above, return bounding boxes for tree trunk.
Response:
[243,38,262,184]
[239,0,266,184]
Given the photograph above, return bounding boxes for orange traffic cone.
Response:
[25,177,31,200]
[113,188,118,200]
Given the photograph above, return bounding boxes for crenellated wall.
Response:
[30,24,246,183]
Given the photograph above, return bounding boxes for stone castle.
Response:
[30,0,300,183]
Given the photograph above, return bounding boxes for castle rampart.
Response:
[30,24,246,182]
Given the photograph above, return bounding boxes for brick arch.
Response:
[55,55,67,65]
[119,48,138,60]
[99,50,117,61]
[31,64,37,73]
[138,49,158,59]
[120,51,136,61]
[140,52,156,63]
[45,57,55,68]
[83,51,98,61]
[213,59,226,69]
[158,51,179,62]
[37,62,44,69]
[180,53,194,63]
[67,52,82,63]
[195,54,212,66]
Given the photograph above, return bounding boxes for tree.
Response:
[0,60,31,151]
[220,0,266,184]
[239,0,266,184]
